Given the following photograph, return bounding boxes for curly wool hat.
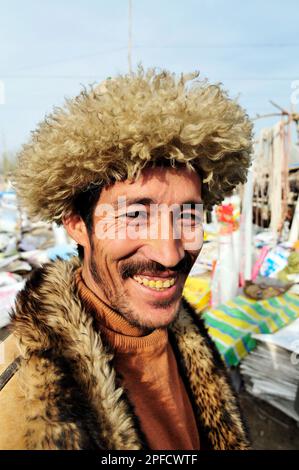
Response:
[14,68,253,223]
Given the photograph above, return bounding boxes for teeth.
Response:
[133,275,176,290]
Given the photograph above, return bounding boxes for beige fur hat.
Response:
[14,67,253,223]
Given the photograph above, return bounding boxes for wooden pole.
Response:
[128,0,132,74]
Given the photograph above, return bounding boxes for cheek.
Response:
[93,238,142,264]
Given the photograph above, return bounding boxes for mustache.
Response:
[119,252,194,280]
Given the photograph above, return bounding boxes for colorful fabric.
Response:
[200,293,299,367]
[183,277,211,312]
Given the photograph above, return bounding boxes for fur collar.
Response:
[11,257,250,450]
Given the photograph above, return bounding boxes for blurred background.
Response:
[0,0,299,450]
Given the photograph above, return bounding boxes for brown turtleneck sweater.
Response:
[75,268,200,450]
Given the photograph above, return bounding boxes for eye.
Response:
[118,204,148,222]
[180,212,202,224]
[126,210,147,220]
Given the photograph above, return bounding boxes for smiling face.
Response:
[65,166,204,330]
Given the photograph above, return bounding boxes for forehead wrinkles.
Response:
[137,169,201,203]
[97,167,202,206]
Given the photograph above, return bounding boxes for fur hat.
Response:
[14,67,253,223]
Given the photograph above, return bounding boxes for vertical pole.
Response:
[242,168,253,281]
[128,0,132,74]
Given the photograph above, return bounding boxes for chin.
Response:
[128,299,182,330]
[121,274,184,329]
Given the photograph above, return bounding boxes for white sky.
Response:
[0,0,298,152]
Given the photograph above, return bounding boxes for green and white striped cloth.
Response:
[201,292,299,367]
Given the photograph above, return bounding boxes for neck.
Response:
[81,263,108,305]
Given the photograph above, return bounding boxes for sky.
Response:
[0,0,298,154]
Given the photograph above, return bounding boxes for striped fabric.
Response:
[200,293,299,367]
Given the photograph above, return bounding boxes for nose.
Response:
[138,208,187,268]
[142,236,185,269]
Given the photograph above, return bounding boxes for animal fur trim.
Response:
[9,257,250,449]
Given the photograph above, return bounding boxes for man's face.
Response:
[82,166,204,330]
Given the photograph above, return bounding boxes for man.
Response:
[0,68,252,450]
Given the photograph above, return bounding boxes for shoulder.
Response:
[0,333,26,449]
[180,297,228,369]
[0,332,20,390]
[173,298,226,368]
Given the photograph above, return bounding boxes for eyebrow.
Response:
[111,197,203,210]
[181,200,203,208]
[112,198,155,209]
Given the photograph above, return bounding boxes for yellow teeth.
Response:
[133,275,175,290]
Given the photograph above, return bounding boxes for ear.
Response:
[62,214,89,248]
